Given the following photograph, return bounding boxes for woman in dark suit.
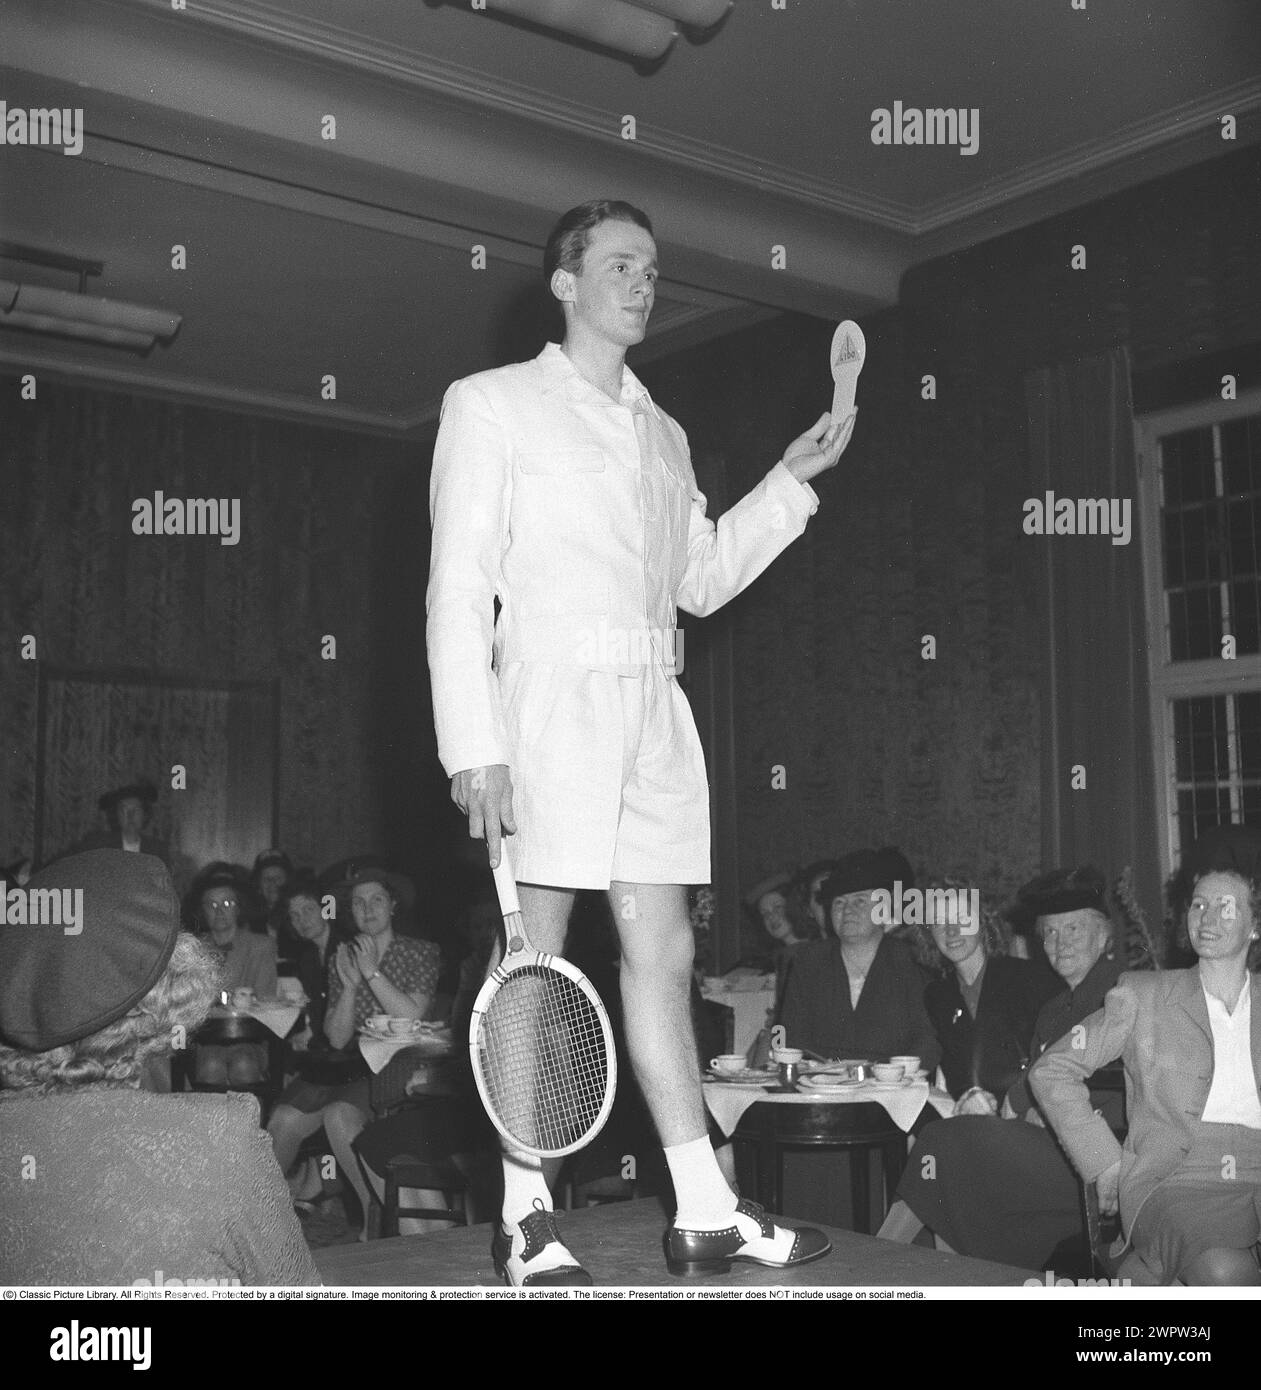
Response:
[777,848,940,1071]
[907,877,1061,1106]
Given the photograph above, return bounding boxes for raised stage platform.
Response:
[313,1199,1035,1288]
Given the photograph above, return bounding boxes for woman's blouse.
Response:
[326,935,441,1030]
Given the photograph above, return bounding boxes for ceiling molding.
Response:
[108,0,1261,238]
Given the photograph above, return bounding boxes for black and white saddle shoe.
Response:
[491,1204,594,1287]
[664,1198,831,1277]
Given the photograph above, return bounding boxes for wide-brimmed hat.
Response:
[820,847,915,906]
[742,871,794,909]
[1011,864,1109,931]
[0,849,179,1051]
[98,780,158,813]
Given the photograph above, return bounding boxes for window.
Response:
[1137,393,1261,879]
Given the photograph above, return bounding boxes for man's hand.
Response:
[452,764,517,868]
[1095,1160,1121,1217]
[782,410,857,486]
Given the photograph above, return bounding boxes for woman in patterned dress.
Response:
[266,866,439,1232]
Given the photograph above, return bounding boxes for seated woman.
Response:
[777,848,939,1070]
[1033,826,1261,1286]
[266,865,440,1234]
[907,877,1061,1103]
[187,863,277,1087]
[0,849,319,1286]
[879,864,1123,1267]
[282,871,348,1047]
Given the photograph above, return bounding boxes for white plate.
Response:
[865,1079,914,1090]
[705,1072,772,1087]
[799,1077,861,1091]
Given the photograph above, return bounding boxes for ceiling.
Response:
[1,0,1258,437]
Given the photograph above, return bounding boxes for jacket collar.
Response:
[536,341,659,417]
[1178,966,1261,1072]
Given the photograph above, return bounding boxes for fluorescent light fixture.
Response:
[0,276,181,353]
[479,0,677,60]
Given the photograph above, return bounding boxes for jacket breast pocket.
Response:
[517,447,605,476]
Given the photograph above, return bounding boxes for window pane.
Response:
[1163,427,1215,507]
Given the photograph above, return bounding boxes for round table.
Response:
[732,1098,914,1234]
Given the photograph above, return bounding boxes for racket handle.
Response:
[491,840,521,917]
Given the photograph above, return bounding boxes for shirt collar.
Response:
[1202,975,1251,1020]
[536,341,659,419]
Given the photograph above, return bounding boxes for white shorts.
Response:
[499,661,711,890]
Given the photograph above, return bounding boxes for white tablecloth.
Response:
[699,977,776,1056]
[208,1002,301,1039]
[357,1027,455,1075]
[703,1078,955,1138]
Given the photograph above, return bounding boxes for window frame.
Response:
[1136,387,1261,882]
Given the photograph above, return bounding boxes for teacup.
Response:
[367,1014,392,1032]
[709,1054,746,1075]
[770,1047,803,1065]
[872,1063,905,1082]
[388,1017,419,1036]
[890,1055,921,1074]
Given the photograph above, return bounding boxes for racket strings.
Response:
[477,965,610,1153]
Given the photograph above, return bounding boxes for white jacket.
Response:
[426,342,818,777]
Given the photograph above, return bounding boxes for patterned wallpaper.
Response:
[0,385,444,902]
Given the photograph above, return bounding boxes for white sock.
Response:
[501,1150,552,1225]
[665,1137,738,1227]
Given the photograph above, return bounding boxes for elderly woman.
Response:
[1034,827,1261,1285]
[0,849,319,1285]
[906,877,1061,1104]
[878,864,1123,1267]
[266,865,440,1233]
[777,847,939,1069]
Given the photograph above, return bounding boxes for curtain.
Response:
[1024,347,1162,931]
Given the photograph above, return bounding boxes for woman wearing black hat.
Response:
[776,848,940,1069]
[879,865,1124,1268]
[0,849,319,1285]
[1034,828,1261,1284]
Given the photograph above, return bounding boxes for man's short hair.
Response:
[543,199,654,282]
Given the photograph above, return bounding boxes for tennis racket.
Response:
[469,840,618,1158]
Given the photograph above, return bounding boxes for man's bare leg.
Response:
[609,882,827,1270]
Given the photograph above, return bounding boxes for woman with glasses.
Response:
[186,864,277,1087]
[878,865,1124,1269]
[1034,826,1261,1284]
